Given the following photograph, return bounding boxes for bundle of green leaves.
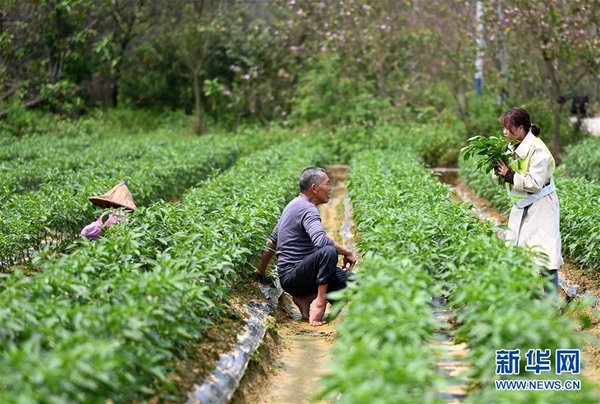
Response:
[460,135,514,184]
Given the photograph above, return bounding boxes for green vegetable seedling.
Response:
[461,135,515,184]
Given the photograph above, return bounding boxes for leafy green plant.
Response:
[559,137,600,182]
[320,256,443,403]
[0,100,59,138]
[460,135,514,183]
[335,147,595,402]
[0,133,241,269]
[330,122,465,167]
[0,137,332,401]
[0,121,294,270]
[291,54,389,128]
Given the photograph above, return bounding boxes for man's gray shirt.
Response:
[270,195,334,276]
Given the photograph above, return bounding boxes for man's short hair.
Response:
[299,167,326,192]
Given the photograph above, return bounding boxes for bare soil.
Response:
[254,317,335,404]
[320,166,346,246]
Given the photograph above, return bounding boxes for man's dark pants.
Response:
[279,245,349,297]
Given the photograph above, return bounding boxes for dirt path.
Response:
[261,166,471,403]
[257,319,336,404]
[431,307,470,403]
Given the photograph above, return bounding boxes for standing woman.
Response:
[496,107,562,295]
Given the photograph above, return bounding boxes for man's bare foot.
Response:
[292,294,316,320]
[309,298,327,326]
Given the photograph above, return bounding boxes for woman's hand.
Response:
[496,160,515,184]
[496,160,509,176]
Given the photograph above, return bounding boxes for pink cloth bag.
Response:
[80,211,125,240]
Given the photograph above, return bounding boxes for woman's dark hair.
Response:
[500,107,541,136]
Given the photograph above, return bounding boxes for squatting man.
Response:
[257,167,357,326]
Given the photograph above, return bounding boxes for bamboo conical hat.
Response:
[89,180,137,211]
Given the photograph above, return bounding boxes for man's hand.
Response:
[343,253,357,271]
[333,241,357,271]
[256,239,276,283]
[253,271,270,284]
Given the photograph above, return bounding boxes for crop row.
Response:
[0,125,292,198]
[0,134,240,269]
[330,122,464,167]
[459,157,600,271]
[0,126,294,269]
[0,108,190,162]
[558,137,600,182]
[380,153,594,401]
[329,149,597,402]
[0,133,183,197]
[0,136,330,402]
[321,149,449,403]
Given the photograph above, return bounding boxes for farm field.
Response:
[1,117,599,403]
[1,2,597,402]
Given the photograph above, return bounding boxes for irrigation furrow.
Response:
[430,304,470,403]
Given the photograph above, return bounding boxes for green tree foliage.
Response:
[483,0,599,156]
[0,0,597,136]
[0,0,149,112]
[291,54,389,127]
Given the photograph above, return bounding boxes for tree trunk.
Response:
[111,57,122,108]
[454,89,470,131]
[376,58,386,97]
[496,0,509,108]
[542,56,564,159]
[111,74,119,108]
[193,70,205,134]
[109,36,132,108]
[551,101,563,162]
